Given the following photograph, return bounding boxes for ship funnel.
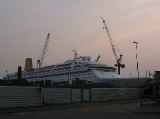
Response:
[24,58,33,71]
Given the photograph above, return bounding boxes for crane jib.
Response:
[101,17,125,75]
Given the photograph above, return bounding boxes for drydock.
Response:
[0,18,159,110]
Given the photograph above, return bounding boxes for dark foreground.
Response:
[0,100,159,119]
[0,111,159,119]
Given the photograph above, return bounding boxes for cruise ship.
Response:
[5,52,121,85]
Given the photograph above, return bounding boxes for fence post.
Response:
[81,88,84,102]
[89,88,92,102]
[39,87,42,105]
[70,88,72,103]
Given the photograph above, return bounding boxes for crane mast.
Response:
[37,33,50,68]
[101,17,125,75]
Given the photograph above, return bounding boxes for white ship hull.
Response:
[5,55,121,85]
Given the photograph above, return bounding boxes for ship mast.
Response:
[72,50,78,59]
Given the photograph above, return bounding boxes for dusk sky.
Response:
[0,0,160,78]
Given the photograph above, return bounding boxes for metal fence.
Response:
[0,86,142,108]
[91,88,140,101]
[41,88,71,104]
[0,86,41,107]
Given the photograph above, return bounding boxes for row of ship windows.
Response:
[9,67,99,79]
[39,76,96,81]
[42,74,95,80]
[52,68,88,73]
[23,70,90,77]
[9,72,94,80]
[8,68,113,79]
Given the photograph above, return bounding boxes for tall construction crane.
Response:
[95,54,100,62]
[101,17,125,75]
[37,33,50,68]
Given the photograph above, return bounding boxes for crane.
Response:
[101,17,125,75]
[95,54,100,62]
[37,33,50,68]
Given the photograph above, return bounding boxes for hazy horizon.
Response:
[1,0,160,78]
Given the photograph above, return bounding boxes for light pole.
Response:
[133,41,139,80]
[133,41,141,105]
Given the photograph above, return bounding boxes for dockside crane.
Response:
[95,55,100,62]
[101,17,125,75]
[37,33,50,68]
